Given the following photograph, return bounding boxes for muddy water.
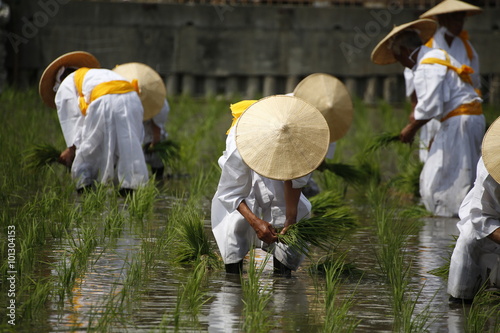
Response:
[43,209,484,332]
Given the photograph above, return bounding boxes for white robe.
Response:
[448,158,500,299]
[211,128,311,270]
[55,69,149,190]
[411,46,485,217]
[404,26,480,163]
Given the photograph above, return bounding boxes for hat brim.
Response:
[235,95,330,181]
[419,0,482,18]
[113,62,167,120]
[482,116,500,184]
[293,73,353,143]
[371,19,438,65]
[39,51,100,109]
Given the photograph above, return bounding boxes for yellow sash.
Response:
[226,100,258,134]
[74,68,138,116]
[440,100,482,123]
[420,51,474,86]
[424,30,474,61]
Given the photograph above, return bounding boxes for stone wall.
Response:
[0,1,10,93]
[4,1,500,103]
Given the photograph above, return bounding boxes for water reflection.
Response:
[45,214,494,332]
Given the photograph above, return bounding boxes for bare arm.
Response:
[400,119,430,144]
[280,180,301,235]
[151,121,162,146]
[237,200,277,244]
[487,228,500,244]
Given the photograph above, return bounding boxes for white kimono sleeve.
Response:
[465,160,500,240]
[55,73,84,148]
[413,52,448,120]
[216,131,253,213]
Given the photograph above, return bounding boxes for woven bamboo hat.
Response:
[39,51,100,108]
[235,95,330,181]
[481,116,500,183]
[293,73,353,143]
[371,19,438,65]
[419,0,482,19]
[112,62,167,120]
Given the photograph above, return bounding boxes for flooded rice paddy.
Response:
[2,91,499,332]
[30,195,492,332]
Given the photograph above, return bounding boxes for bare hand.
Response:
[399,124,416,144]
[252,218,278,244]
[58,146,76,167]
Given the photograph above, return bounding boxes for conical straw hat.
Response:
[235,95,330,181]
[293,73,353,143]
[482,116,500,184]
[39,51,100,108]
[371,19,438,65]
[420,0,482,18]
[112,62,167,120]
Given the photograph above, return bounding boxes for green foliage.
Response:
[22,143,62,170]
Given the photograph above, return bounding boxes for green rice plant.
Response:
[367,183,435,332]
[102,207,126,240]
[22,143,61,170]
[308,252,363,278]
[172,204,221,269]
[17,277,53,321]
[241,249,273,333]
[309,190,358,227]
[316,162,366,186]
[276,213,353,256]
[147,139,181,169]
[79,182,112,214]
[364,131,401,154]
[319,253,361,332]
[427,236,457,280]
[462,286,500,333]
[179,257,211,320]
[125,179,159,222]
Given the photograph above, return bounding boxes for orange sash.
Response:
[74,68,138,115]
[440,100,482,123]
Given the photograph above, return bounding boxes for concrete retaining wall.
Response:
[5,1,500,103]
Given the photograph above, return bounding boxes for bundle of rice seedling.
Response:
[277,213,353,255]
[145,139,180,162]
[23,143,61,170]
[316,162,365,185]
[364,132,401,154]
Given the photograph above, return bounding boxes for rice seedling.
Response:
[241,249,273,333]
[17,277,53,321]
[459,286,500,333]
[276,214,352,256]
[318,253,361,333]
[172,203,221,269]
[124,179,160,222]
[367,183,436,332]
[308,252,364,278]
[146,139,181,169]
[179,257,211,320]
[22,143,62,170]
[364,131,401,154]
[316,161,367,186]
